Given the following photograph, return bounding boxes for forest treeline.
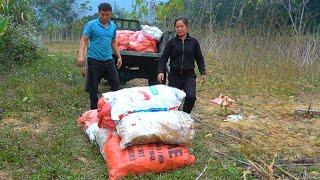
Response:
[0,0,319,64]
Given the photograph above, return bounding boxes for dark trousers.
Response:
[168,74,196,113]
[87,57,120,109]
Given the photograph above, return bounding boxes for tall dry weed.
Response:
[194,27,320,96]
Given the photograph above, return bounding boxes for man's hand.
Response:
[77,56,85,77]
[112,39,122,69]
[158,73,164,83]
[116,56,122,69]
[200,74,206,84]
[80,66,87,77]
[77,55,84,67]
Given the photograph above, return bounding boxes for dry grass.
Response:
[45,40,79,55]
[192,29,320,177]
[194,93,320,157]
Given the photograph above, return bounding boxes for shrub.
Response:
[0,0,43,65]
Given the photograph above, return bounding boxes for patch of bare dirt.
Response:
[194,92,320,162]
[0,170,13,180]
[0,113,53,134]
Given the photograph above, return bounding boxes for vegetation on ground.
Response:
[1,0,320,179]
[1,32,320,178]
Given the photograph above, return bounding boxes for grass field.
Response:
[0,33,320,179]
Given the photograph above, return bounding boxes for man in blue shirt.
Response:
[77,3,122,109]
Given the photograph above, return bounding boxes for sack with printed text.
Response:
[104,134,196,180]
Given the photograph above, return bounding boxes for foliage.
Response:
[0,0,43,65]
[31,0,320,41]
[34,0,90,26]
[34,0,91,40]
[0,25,43,64]
[34,1,131,41]
[112,2,131,19]
[0,16,9,36]
[131,0,159,23]
[155,0,320,33]
[131,0,148,22]
[155,0,185,26]
[0,0,11,36]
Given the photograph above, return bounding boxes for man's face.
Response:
[99,10,112,24]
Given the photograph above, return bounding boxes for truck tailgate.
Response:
[118,50,162,58]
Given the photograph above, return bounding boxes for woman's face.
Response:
[175,20,188,38]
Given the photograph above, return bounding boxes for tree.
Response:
[132,0,149,22]
[155,0,185,27]
[153,0,320,32]
[279,0,310,32]
[34,0,91,40]
[111,2,130,19]
[0,0,10,37]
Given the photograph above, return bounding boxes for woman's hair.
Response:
[174,17,189,27]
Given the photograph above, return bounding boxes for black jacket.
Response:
[158,34,206,77]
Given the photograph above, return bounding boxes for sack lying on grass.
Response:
[86,123,110,152]
[77,110,98,130]
[77,110,110,151]
[78,111,196,180]
[104,134,196,180]
[102,85,186,120]
[97,98,116,130]
[117,111,195,149]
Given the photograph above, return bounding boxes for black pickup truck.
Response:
[84,18,174,91]
[112,18,174,85]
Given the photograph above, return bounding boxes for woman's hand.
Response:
[157,73,165,83]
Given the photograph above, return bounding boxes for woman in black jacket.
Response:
[158,17,206,113]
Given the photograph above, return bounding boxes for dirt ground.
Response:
[194,88,320,175]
